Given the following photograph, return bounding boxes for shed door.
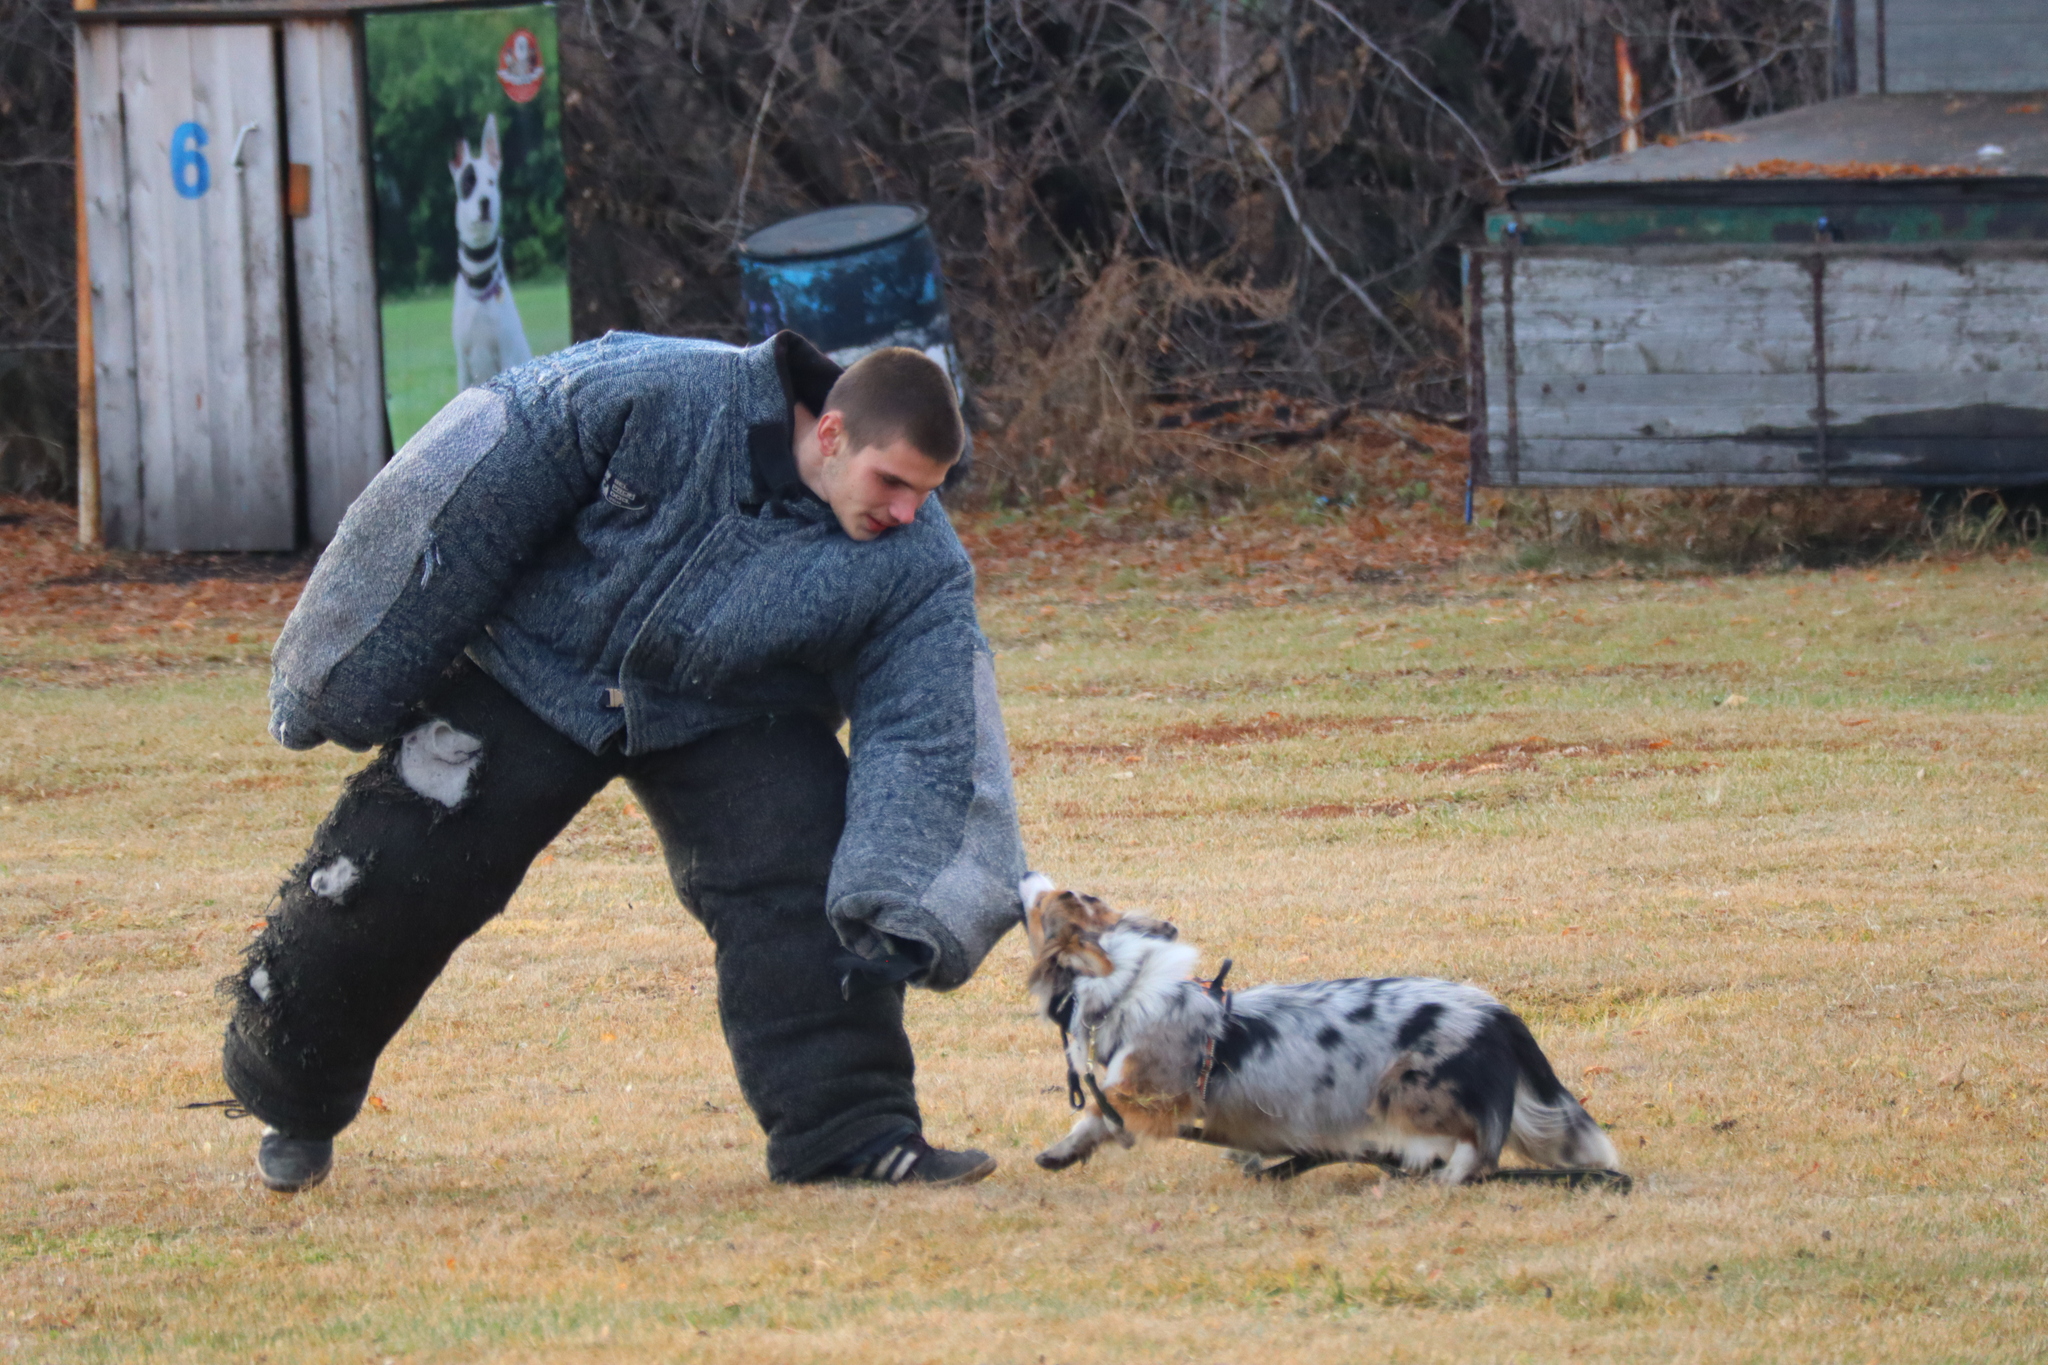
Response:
[116,25,294,550]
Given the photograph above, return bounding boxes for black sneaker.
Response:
[833,1133,996,1186]
[256,1128,333,1193]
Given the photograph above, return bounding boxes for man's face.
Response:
[809,411,954,541]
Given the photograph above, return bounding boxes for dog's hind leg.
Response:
[1036,1106,1130,1171]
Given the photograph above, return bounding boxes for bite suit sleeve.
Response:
[826,565,1029,991]
[267,363,625,751]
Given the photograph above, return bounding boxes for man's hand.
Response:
[270,694,328,751]
[835,938,934,999]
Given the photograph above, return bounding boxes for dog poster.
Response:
[363,4,568,448]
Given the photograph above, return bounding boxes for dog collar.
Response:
[1190,959,1233,1128]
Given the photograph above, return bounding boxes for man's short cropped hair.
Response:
[825,347,965,465]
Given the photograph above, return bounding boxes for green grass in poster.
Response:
[380,275,571,449]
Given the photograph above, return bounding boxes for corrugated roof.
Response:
[1523,93,2048,185]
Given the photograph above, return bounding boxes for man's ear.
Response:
[815,409,844,461]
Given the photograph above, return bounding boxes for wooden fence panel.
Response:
[1471,245,2048,489]
[76,24,142,548]
[285,18,386,543]
[1855,0,2048,94]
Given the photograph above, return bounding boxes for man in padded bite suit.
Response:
[223,332,1026,1193]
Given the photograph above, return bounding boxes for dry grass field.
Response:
[4,498,2047,1363]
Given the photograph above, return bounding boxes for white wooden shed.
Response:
[74,0,408,551]
[1465,0,2048,493]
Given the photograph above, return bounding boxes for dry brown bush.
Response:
[0,0,79,497]
[558,0,1837,503]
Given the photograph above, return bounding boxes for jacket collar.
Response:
[747,331,842,513]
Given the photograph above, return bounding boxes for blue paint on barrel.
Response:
[738,204,966,401]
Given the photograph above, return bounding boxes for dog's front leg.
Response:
[1036,1105,1131,1170]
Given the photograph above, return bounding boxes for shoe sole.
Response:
[916,1153,997,1187]
[257,1158,332,1194]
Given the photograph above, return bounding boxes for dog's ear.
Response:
[1117,914,1179,941]
[1033,890,1121,979]
[1032,889,1118,943]
[1050,929,1114,977]
[481,114,502,168]
[450,139,470,175]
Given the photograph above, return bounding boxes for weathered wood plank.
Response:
[1504,436,2048,487]
[1826,256,2048,374]
[1493,254,1816,377]
[1860,0,2048,94]
[214,25,293,550]
[1508,373,1820,440]
[1829,370,2048,417]
[286,18,385,543]
[118,25,186,549]
[196,27,246,546]
[77,25,142,549]
[1491,439,1820,479]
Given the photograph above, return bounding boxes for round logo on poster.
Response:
[496,29,545,104]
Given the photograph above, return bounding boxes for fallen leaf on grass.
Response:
[366,1095,389,1113]
[1582,1065,1615,1078]
[1842,718,1873,727]
[1718,694,1748,707]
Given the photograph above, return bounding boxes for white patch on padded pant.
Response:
[309,855,359,900]
[398,719,484,808]
[249,966,274,1002]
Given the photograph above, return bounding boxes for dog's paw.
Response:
[1034,1147,1088,1171]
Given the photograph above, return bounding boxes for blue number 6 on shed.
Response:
[170,121,209,198]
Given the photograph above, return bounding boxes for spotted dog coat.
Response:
[1021,877,1620,1184]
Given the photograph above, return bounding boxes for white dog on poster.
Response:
[449,114,532,388]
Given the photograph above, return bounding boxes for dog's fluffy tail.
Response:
[1499,1011,1621,1171]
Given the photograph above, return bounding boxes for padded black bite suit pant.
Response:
[220,662,919,1181]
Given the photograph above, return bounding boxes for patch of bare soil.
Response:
[0,498,309,683]
[1413,735,1685,776]
[1157,712,1431,746]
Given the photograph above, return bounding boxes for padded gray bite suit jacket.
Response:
[267,330,1026,990]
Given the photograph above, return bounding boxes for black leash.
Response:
[1084,1073,1125,1130]
[181,1099,251,1119]
[1054,992,1085,1110]
[1056,991,1128,1132]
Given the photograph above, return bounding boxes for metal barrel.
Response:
[737,204,968,408]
